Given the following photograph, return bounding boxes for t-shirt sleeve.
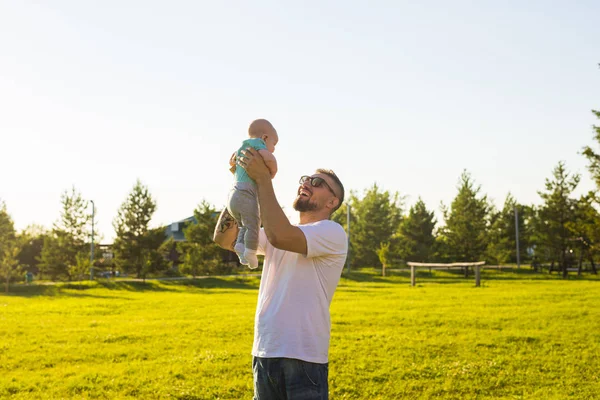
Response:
[249,138,267,151]
[298,221,348,259]
[257,228,268,256]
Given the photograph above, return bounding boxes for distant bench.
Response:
[406,262,486,287]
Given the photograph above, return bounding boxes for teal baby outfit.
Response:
[227,138,267,266]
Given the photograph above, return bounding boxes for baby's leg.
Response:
[240,197,260,269]
[236,226,246,249]
[227,189,249,265]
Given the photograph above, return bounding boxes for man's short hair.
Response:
[316,168,345,215]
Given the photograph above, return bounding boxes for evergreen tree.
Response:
[39,233,74,280]
[69,252,91,282]
[486,194,529,265]
[579,90,600,274]
[569,193,599,274]
[1,246,21,293]
[440,171,490,268]
[17,225,46,276]
[113,180,158,278]
[39,187,91,280]
[0,201,16,257]
[179,200,225,275]
[142,227,169,279]
[0,202,20,292]
[396,198,436,263]
[350,184,403,268]
[581,103,600,188]
[534,162,580,278]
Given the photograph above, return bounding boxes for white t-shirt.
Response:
[251,219,348,364]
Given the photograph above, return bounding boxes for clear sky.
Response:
[1,1,599,242]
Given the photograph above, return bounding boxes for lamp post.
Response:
[90,200,95,280]
[515,205,520,269]
[346,204,351,274]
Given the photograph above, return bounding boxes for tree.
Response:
[159,237,179,271]
[1,246,21,293]
[0,202,19,292]
[331,202,351,229]
[17,225,46,276]
[396,198,436,263]
[350,184,403,268]
[486,194,530,265]
[39,233,71,280]
[569,193,600,275]
[113,180,158,278]
[69,252,91,282]
[140,227,169,280]
[534,162,580,278]
[0,201,16,258]
[579,94,600,274]
[55,187,91,244]
[376,242,391,277]
[439,171,490,274]
[581,103,600,188]
[39,187,92,280]
[179,200,225,276]
[180,245,212,278]
[139,243,168,282]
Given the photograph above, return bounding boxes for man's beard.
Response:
[293,195,317,212]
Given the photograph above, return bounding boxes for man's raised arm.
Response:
[213,208,239,252]
[237,148,308,255]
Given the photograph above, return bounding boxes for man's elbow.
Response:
[212,232,226,249]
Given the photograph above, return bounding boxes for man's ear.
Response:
[329,197,340,210]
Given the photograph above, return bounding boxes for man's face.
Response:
[293,173,339,213]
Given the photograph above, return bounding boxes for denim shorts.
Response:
[253,356,329,400]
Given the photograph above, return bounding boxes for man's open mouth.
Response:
[299,188,311,197]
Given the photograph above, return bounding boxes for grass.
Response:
[1,269,599,399]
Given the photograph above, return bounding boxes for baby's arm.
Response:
[258,149,278,179]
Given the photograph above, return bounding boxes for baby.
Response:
[227,119,278,268]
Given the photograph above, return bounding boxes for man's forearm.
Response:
[255,179,293,244]
[213,208,239,251]
[238,147,307,254]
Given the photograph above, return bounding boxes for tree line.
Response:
[333,164,597,279]
[0,180,228,291]
[330,107,600,279]
[1,107,599,289]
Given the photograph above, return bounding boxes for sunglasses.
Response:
[299,175,337,198]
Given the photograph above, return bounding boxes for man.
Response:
[213,147,348,400]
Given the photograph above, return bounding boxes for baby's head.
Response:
[249,119,278,153]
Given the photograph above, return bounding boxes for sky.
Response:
[1,1,599,242]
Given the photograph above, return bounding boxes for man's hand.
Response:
[237,147,271,184]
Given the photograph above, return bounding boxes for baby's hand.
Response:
[229,152,236,173]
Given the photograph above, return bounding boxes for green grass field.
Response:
[1,269,599,399]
